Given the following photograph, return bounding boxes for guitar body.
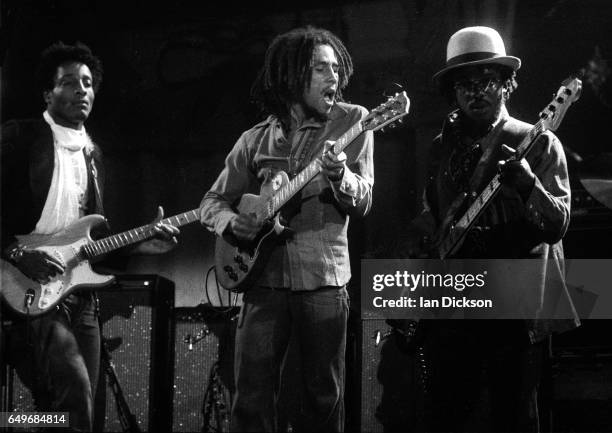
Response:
[1,214,115,316]
[213,92,411,291]
[215,171,289,292]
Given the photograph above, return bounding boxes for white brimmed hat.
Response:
[433,26,521,82]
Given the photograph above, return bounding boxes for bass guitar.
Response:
[1,209,200,316]
[436,77,582,259]
[388,77,582,348]
[215,92,411,292]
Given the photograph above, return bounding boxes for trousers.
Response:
[230,286,349,433]
[6,292,100,432]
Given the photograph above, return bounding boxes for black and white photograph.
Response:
[1,1,612,432]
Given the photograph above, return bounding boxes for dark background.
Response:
[2,1,612,431]
[3,0,611,306]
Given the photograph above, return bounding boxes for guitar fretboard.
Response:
[259,122,364,220]
[440,120,545,258]
[82,209,200,258]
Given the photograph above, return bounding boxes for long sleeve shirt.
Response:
[1,118,104,254]
[415,107,579,341]
[424,107,571,256]
[200,102,374,290]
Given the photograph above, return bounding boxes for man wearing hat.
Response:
[410,26,579,431]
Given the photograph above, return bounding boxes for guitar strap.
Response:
[465,117,507,194]
[288,127,321,176]
[88,155,106,217]
[438,115,507,231]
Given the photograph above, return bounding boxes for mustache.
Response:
[468,98,489,107]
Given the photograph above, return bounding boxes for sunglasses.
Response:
[453,76,502,96]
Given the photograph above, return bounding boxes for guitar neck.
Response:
[261,122,365,219]
[84,209,200,258]
[515,119,545,155]
[441,120,546,258]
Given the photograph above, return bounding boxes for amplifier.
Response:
[1,275,174,433]
[172,305,238,432]
[566,188,612,258]
[93,274,175,433]
[569,187,612,230]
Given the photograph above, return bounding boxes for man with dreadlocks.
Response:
[200,26,373,432]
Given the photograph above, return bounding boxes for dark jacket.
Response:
[1,118,105,254]
[416,109,579,341]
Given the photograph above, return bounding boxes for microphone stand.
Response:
[97,298,141,433]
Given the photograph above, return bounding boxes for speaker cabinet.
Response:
[94,274,175,433]
[1,338,35,416]
[172,305,237,432]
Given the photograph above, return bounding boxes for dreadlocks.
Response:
[250,26,353,121]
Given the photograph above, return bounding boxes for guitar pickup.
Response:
[223,265,238,281]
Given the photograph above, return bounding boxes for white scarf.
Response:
[33,111,93,234]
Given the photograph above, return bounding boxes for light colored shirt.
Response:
[200,102,374,290]
[34,111,92,234]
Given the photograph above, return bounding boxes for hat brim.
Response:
[433,56,521,83]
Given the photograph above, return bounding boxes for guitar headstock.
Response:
[362,91,410,132]
[539,77,582,131]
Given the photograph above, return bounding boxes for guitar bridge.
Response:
[233,255,249,273]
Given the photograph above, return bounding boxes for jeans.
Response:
[6,292,100,432]
[231,286,349,433]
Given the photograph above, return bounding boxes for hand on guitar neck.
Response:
[321,140,347,182]
[497,144,536,201]
[129,206,180,255]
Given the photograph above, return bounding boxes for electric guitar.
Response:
[436,77,582,259]
[1,209,200,316]
[215,92,411,292]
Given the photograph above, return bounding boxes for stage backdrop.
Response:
[2,0,611,307]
